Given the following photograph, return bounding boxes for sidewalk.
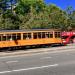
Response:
[0,44,75,57]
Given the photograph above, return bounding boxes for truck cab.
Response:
[61,31,75,44]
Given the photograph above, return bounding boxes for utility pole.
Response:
[10,0,12,13]
[10,0,17,14]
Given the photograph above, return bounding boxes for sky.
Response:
[44,0,75,10]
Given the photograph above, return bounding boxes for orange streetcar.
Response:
[0,29,62,49]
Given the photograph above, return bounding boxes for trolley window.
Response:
[38,32,41,39]
[42,32,45,38]
[33,33,37,39]
[50,32,53,38]
[16,33,21,40]
[23,33,27,39]
[58,32,61,38]
[55,32,60,38]
[45,32,53,38]
[45,32,49,38]
[12,34,16,40]
[7,34,12,41]
[28,33,31,39]
[0,35,2,41]
[2,34,6,41]
[55,32,58,38]
[23,33,31,39]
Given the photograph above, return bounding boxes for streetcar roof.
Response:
[0,29,60,33]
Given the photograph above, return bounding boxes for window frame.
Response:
[23,33,32,40]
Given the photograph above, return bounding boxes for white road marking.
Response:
[40,57,52,59]
[0,71,11,74]
[6,61,18,63]
[0,64,58,74]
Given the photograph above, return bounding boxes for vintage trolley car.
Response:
[0,29,62,49]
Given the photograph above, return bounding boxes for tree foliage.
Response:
[0,0,75,31]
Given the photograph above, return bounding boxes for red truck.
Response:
[61,31,75,44]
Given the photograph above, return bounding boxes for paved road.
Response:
[0,47,75,75]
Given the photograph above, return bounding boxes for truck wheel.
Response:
[69,40,73,43]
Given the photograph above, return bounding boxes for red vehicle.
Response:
[61,31,75,44]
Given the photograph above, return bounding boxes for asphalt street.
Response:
[0,46,75,75]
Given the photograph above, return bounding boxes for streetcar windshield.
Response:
[61,36,68,39]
